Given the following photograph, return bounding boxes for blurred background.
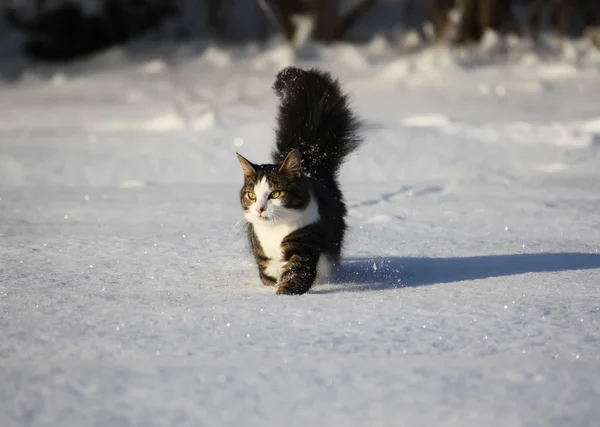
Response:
[1,0,600,64]
[1,0,600,186]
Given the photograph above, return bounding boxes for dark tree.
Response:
[4,0,176,61]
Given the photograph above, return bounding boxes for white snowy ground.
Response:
[1,39,600,426]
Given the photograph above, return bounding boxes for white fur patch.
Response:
[252,177,271,214]
[264,260,286,280]
[316,254,333,284]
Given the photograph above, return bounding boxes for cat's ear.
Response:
[278,149,302,177]
[236,153,256,178]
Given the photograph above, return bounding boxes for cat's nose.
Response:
[256,208,264,215]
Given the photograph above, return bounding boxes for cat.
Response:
[236,66,362,295]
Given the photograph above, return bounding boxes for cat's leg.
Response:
[258,262,277,287]
[253,252,278,287]
[315,254,333,284]
[276,225,321,295]
[248,225,277,286]
[276,253,319,295]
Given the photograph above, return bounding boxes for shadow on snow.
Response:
[314,252,600,293]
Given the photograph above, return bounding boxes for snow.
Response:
[1,40,600,426]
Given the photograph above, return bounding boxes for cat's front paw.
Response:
[276,281,309,295]
[259,272,277,287]
[260,277,277,287]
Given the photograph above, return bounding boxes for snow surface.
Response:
[1,40,600,426]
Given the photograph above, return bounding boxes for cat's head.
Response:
[236,149,311,225]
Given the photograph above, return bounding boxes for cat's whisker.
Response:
[230,216,247,234]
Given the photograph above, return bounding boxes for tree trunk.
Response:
[310,0,340,42]
[336,0,379,40]
[458,0,483,43]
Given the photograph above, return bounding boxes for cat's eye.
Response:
[247,192,256,201]
[269,191,282,199]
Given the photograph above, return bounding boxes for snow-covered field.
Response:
[1,39,600,426]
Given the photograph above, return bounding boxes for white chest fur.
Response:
[252,196,320,282]
[253,222,295,279]
[254,222,296,261]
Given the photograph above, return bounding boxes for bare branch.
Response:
[335,0,379,40]
[256,0,290,40]
[256,0,297,63]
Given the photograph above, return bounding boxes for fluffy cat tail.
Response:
[271,66,362,178]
